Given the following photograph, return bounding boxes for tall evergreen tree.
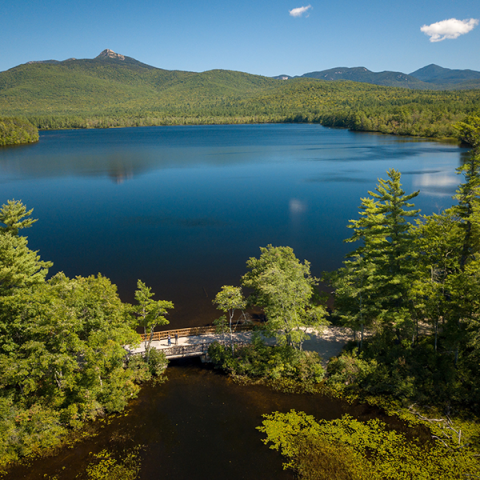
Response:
[332,169,420,340]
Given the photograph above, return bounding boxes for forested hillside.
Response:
[1,51,480,140]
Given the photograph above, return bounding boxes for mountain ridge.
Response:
[1,48,479,144]
[297,66,428,89]
[275,64,480,90]
[10,49,480,90]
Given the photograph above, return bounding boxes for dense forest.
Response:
[16,81,480,140]
[0,117,38,146]
[1,54,480,145]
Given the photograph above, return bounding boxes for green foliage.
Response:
[242,245,328,348]
[133,280,173,361]
[258,410,480,479]
[0,200,162,469]
[208,337,325,392]
[1,58,479,139]
[128,348,168,383]
[80,448,141,480]
[0,232,52,297]
[0,117,38,147]
[455,115,480,147]
[213,285,247,320]
[329,169,420,342]
[0,199,37,235]
[213,285,247,350]
[326,118,480,413]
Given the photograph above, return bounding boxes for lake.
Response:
[0,124,465,479]
[0,124,466,327]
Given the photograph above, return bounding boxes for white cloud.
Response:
[289,5,312,18]
[421,18,479,42]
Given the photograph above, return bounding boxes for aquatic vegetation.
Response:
[258,410,480,479]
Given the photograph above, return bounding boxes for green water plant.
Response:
[258,410,480,479]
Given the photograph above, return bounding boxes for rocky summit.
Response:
[96,49,125,61]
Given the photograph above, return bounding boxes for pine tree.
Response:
[333,169,420,340]
[0,199,37,236]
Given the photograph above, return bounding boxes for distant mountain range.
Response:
[9,50,480,91]
[273,64,480,90]
[0,49,280,117]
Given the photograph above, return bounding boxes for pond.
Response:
[6,359,426,480]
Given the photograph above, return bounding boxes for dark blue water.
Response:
[0,124,466,327]
[0,124,465,480]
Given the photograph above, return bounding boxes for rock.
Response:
[96,49,125,61]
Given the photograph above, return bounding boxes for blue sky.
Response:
[1,0,479,76]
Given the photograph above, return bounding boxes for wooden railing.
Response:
[139,323,254,342]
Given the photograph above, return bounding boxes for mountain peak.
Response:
[96,49,125,61]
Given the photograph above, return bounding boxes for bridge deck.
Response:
[129,329,255,358]
[127,326,352,364]
[139,324,254,343]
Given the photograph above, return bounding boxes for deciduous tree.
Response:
[242,245,328,349]
[213,285,247,352]
[134,280,173,360]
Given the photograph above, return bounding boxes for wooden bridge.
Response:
[139,324,254,343]
[134,324,255,359]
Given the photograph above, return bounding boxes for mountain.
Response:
[409,64,480,85]
[92,48,158,70]
[1,49,479,137]
[299,67,430,89]
[273,65,480,90]
[0,49,280,116]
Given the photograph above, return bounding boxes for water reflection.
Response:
[0,125,467,327]
[413,171,459,197]
[289,198,307,214]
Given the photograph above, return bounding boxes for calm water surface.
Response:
[7,360,423,480]
[0,124,466,327]
[0,125,464,479]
